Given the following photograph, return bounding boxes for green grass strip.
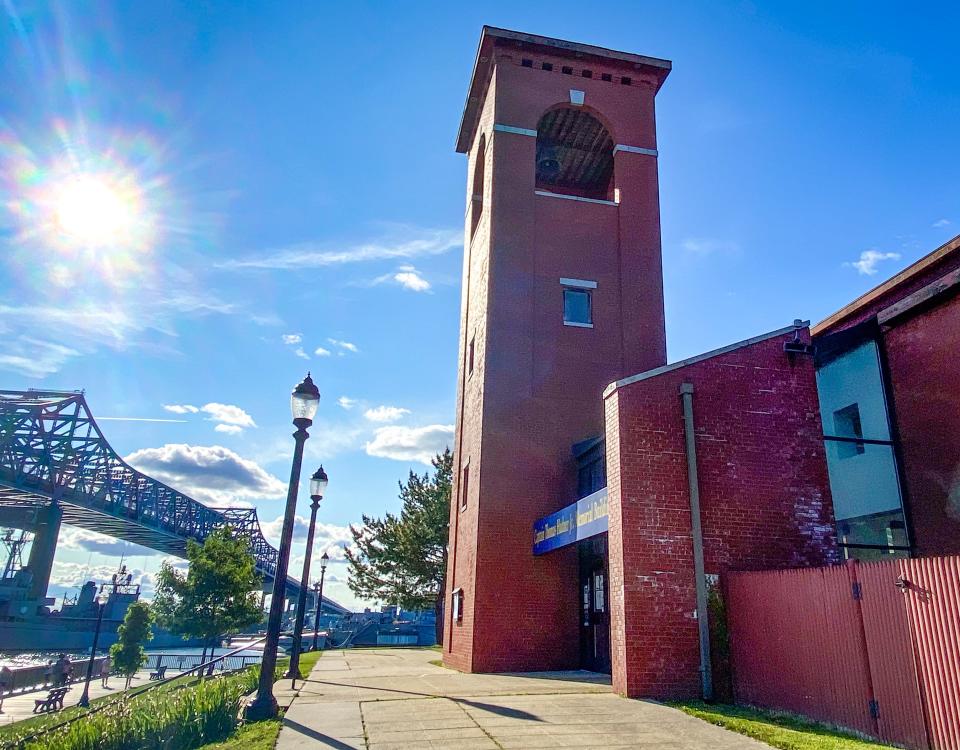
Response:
[674,701,895,750]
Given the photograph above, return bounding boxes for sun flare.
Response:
[52,172,142,248]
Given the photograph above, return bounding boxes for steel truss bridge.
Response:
[0,389,346,612]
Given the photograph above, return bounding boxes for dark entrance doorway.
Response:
[578,534,610,673]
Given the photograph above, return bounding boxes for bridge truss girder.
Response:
[0,390,304,598]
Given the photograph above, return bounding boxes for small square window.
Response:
[521,58,533,68]
[581,69,593,78]
[561,66,573,75]
[601,73,612,82]
[468,336,475,375]
[542,62,553,71]
[563,289,592,326]
[621,76,632,85]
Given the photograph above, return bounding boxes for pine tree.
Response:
[109,600,154,689]
[346,449,452,642]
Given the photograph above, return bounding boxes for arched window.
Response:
[536,107,614,201]
[470,135,486,239]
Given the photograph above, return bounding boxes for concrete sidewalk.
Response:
[276,648,766,749]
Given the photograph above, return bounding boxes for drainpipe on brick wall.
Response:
[680,382,714,701]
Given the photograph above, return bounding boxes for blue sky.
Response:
[1,1,957,611]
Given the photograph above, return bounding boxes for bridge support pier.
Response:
[27,502,62,602]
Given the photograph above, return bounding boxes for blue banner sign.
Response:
[533,487,608,555]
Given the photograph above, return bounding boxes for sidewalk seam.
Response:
[451,698,505,750]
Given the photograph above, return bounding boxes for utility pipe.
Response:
[680,382,713,701]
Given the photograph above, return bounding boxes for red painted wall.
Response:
[604,326,838,698]
[444,33,669,673]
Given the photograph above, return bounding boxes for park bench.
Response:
[33,687,70,713]
[149,665,167,681]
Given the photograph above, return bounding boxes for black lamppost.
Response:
[312,552,329,651]
[286,466,328,683]
[78,589,108,708]
[245,373,320,721]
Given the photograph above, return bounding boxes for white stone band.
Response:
[493,124,537,137]
[613,144,658,157]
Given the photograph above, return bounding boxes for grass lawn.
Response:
[194,649,325,750]
[196,718,283,750]
[675,701,896,750]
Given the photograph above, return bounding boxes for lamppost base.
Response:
[244,693,279,722]
[282,667,303,680]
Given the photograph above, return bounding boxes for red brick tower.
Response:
[444,27,671,672]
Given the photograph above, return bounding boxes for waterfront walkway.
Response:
[276,648,765,749]
[0,668,155,727]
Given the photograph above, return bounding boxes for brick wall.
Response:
[884,292,960,557]
[604,325,838,698]
[444,31,669,674]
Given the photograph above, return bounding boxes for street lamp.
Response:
[246,373,320,721]
[286,466,328,683]
[312,552,329,651]
[78,589,109,708]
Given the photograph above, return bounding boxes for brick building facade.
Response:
[443,25,960,700]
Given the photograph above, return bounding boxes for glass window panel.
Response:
[837,508,909,558]
[824,439,904,522]
[816,342,891,441]
[563,289,592,325]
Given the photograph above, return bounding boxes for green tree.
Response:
[109,600,154,688]
[346,449,452,642]
[152,527,263,667]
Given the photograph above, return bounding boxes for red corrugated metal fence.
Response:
[727,556,960,750]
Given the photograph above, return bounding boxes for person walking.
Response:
[100,655,111,688]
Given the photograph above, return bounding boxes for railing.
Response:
[143,652,261,673]
[0,657,109,697]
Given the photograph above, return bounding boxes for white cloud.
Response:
[59,528,162,558]
[366,424,454,464]
[260,516,354,552]
[201,403,255,428]
[370,264,432,292]
[50,561,155,594]
[215,424,244,434]
[282,333,303,345]
[328,338,359,353]
[846,249,901,276]
[0,276,238,378]
[364,405,411,423]
[933,218,951,228]
[337,396,357,410]
[0,337,80,378]
[394,268,431,292]
[294,347,310,360]
[125,444,286,506]
[164,404,200,414]
[221,226,461,270]
[314,347,332,357]
[681,238,741,256]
